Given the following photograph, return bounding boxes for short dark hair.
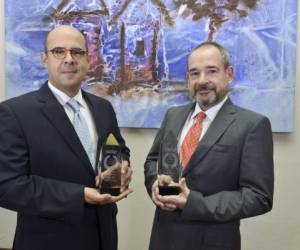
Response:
[189,41,231,69]
[43,31,50,52]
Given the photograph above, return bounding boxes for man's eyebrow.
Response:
[188,68,198,72]
[188,65,219,72]
[206,65,218,69]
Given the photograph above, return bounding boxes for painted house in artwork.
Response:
[105,0,167,90]
[50,0,109,82]
[49,0,175,94]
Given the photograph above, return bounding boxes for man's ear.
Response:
[186,72,190,85]
[40,52,48,67]
[86,53,91,69]
[226,66,234,83]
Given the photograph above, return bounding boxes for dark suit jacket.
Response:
[0,83,130,250]
[144,99,274,250]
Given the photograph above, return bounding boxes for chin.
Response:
[196,96,216,109]
[197,94,215,103]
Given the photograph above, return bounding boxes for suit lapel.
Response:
[37,83,95,176]
[82,91,106,170]
[183,99,237,176]
[170,103,195,141]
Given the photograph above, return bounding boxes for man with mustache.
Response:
[144,42,274,250]
[0,25,132,250]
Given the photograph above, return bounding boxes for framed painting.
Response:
[5,0,297,131]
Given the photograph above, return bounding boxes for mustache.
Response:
[194,84,215,92]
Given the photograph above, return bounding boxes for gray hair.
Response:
[189,41,231,69]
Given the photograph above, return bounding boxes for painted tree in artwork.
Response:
[109,0,174,91]
[173,0,260,41]
[110,0,174,26]
[48,0,110,82]
[47,0,175,93]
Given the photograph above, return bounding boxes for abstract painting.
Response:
[5,0,298,131]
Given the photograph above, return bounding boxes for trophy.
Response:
[99,133,122,196]
[157,131,181,195]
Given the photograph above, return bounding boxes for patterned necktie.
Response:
[180,112,206,168]
[67,99,95,168]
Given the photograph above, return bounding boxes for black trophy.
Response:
[158,131,181,195]
[99,133,122,196]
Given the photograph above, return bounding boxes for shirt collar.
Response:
[191,95,228,121]
[48,81,85,108]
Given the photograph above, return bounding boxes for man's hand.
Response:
[95,160,132,193]
[84,187,132,205]
[152,178,190,211]
[121,160,132,192]
[151,175,179,211]
[151,179,165,208]
[157,174,174,186]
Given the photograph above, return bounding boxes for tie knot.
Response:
[196,112,206,123]
[67,99,80,113]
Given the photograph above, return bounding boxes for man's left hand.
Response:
[121,160,132,192]
[157,178,190,210]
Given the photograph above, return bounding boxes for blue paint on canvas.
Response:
[5,0,298,131]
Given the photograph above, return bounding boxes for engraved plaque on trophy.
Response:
[158,131,181,195]
[99,133,122,196]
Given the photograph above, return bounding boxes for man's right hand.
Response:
[84,187,132,205]
[151,177,177,211]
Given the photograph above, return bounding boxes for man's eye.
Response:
[71,50,86,56]
[53,49,65,54]
[207,69,217,74]
[190,72,199,77]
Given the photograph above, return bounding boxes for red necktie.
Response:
[180,112,206,168]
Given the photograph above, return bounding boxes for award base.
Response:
[101,187,120,196]
[159,186,180,196]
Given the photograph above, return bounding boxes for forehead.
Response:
[188,45,224,70]
[46,27,86,49]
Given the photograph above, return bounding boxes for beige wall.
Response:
[1,2,300,250]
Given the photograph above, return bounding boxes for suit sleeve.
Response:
[181,116,274,222]
[0,103,85,225]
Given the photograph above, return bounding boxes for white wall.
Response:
[0,1,16,247]
[1,1,300,249]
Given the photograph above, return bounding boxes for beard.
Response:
[196,92,216,109]
[190,83,228,110]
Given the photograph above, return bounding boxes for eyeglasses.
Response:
[46,47,87,60]
[188,68,219,81]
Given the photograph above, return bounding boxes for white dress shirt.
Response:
[178,96,228,151]
[48,82,98,166]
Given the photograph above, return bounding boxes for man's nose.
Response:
[64,51,74,63]
[197,72,209,84]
